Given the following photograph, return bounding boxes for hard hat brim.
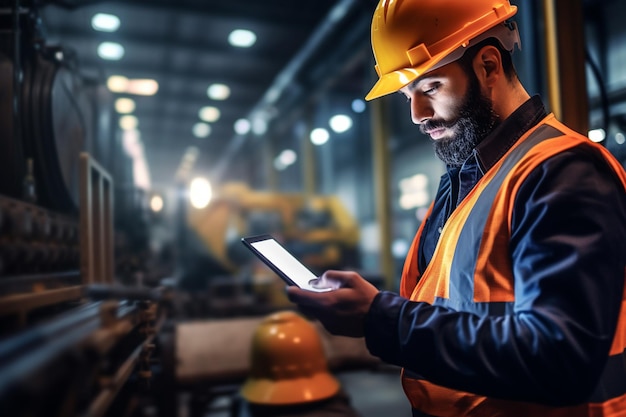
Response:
[241,372,341,405]
[365,68,420,101]
[365,50,452,101]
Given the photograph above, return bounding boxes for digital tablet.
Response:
[241,234,334,292]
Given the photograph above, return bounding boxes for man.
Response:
[287,0,626,416]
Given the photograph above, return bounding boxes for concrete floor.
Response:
[337,367,412,417]
[200,366,412,417]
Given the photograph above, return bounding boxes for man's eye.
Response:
[423,84,440,95]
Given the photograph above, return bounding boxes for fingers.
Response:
[314,270,360,289]
[285,285,328,306]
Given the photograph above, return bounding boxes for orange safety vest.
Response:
[400,115,626,417]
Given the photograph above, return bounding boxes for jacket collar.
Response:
[474,95,548,172]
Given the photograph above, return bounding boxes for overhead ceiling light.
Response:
[107,76,158,96]
[616,132,625,145]
[207,84,230,100]
[193,122,211,138]
[115,97,136,113]
[279,149,297,166]
[329,114,353,133]
[119,115,138,130]
[234,118,251,135]
[97,42,124,60]
[127,79,158,96]
[107,75,128,92]
[310,128,329,146]
[588,128,606,143]
[351,99,366,113]
[228,29,257,48]
[274,149,297,171]
[91,13,120,32]
[150,195,164,213]
[122,129,141,157]
[199,106,220,122]
[133,157,151,190]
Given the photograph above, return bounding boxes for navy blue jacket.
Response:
[364,96,626,405]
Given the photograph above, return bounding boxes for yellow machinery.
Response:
[183,182,360,310]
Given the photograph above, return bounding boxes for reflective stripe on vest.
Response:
[400,115,626,417]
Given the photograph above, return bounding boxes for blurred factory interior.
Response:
[0,0,625,416]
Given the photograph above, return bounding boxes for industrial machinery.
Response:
[0,4,166,417]
[178,182,363,314]
[187,182,361,273]
[0,4,381,417]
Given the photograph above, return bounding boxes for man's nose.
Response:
[410,95,433,125]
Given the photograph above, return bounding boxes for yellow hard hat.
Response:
[240,311,340,405]
[365,0,520,101]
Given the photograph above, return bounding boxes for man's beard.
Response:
[421,75,500,167]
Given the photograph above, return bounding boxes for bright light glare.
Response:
[207,84,230,100]
[329,114,353,133]
[115,97,136,113]
[588,128,606,143]
[97,42,124,60]
[189,177,212,209]
[150,195,164,212]
[310,128,329,145]
[615,132,625,145]
[199,106,220,122]
[119,115,138,130]
[234,118,251,135]
[91,13,120,32]
[193,122,211,138]
[228,29,257,47]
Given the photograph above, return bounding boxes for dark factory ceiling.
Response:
[32,0,378,190]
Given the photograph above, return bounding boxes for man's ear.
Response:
[472,45,502,88]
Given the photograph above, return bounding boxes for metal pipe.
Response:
[301,107,316,197]
[0,300,136,394]
[543,0,562,121]
[370,98,393,290]
[12,0,22,178]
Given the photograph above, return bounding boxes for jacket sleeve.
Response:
[364,148,626,406]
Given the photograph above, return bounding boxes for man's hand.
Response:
[286,270,379,338]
